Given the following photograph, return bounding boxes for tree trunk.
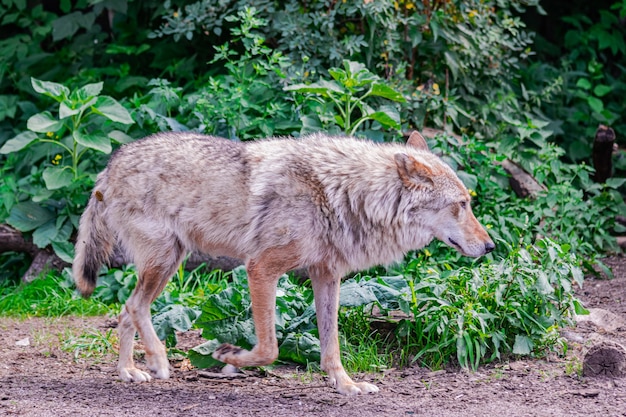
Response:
[592,124,616,183]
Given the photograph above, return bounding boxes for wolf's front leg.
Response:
[213,245,300,368]
[309,264,379,395]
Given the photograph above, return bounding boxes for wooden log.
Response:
[0,223,245,282]
[592,124,616,183]
[500,159,546,199]
[583,340,626,378]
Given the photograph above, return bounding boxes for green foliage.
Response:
[189,267,319,368]
[62,328,118,360]
[192,7,296,140]
[396,239,585,369]
[0,269,110,317]
[1,0,624,375]
[0,78,133,261]
[524,0,626,161]
[286,60,406,138]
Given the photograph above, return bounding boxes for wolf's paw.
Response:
[212,343,277,367]
[336,381,379,395]
[119,367,152,383]
[212,343,248,365]
[146,355,170,379]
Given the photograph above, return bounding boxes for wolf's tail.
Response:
[72,186,115,298]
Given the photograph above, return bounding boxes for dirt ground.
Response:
[1,257,626,417]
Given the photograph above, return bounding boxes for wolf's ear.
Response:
[406,131,429,151]
[394,153,434,189]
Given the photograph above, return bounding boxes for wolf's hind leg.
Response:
[118,240,184,382]
[212,245,300,368]
[309,264,379,395]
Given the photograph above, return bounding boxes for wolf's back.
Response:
[73,177,115,297]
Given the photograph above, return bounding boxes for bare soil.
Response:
[2,257,626,417]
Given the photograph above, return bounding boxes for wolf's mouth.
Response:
[448,237,460,249]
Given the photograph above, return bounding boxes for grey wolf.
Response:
[73,131,494,395]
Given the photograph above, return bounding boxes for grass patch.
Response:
[0,270,111,317]
[62,328,118,360]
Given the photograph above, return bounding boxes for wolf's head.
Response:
[395,131,495,257]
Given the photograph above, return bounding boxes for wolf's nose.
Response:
[485,242,495,253]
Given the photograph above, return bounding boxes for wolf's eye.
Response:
[460,201,467,210]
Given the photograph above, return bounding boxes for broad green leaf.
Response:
[31,78,69,100]
[187,340,222,369]
[344,60,368,78]
[370,83,406,102]
[73,130,112,154]
[73,82,103,101]
[0,131,38,154]
[430,19,441,41]
[284,80,345,95]
[444,51,460,80]
[367,105,401,129]
[7,201,55,232]
[339,280,379,307]
[512,335,533,355]
[328,68,347,83]
[42,166,73,190]
[33,219,59,248]
[606,177,626,188]
[278,333,321,364]
[59,101,81,118]
[52,11,95,41]
[109,130,134,144]
[92,96,134,125]
[152,304,201,347]
[572,299,589,315]
[575,78,592,90]
[534,271,554,295]
[27,111,63,133]
[593,84,612,97]
[587,96,604,113]
[457,171,478,191]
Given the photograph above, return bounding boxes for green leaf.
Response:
[457,171,478,191]
[339,281,380,307]
[586,96,604,113]
[278,332,321,364]
[512,335,533,355]
[109,130,134,144]
[572,299,589,316]
[0,131,38,154]
[575,78,592,90]
[32,219,59,248]
[606,177,626,188]
[27,111,63,133]
[73,82,103,101]
[31,78,69,100]
[187,340,222,369]
[92,96,134,125]
[370,83,406,102]
[367,105,401,129]
[52,11,95,41]
[73,130,112,154]
[444,51,460,80]
[7,201,55,232]
[593,84,612,97]
[42,166,73,190]
[430,19,441,42]
[284,80,345,96]
[59,101,81,119]
[152,304,201,347]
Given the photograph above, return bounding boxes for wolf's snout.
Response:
[484,241,495,253]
